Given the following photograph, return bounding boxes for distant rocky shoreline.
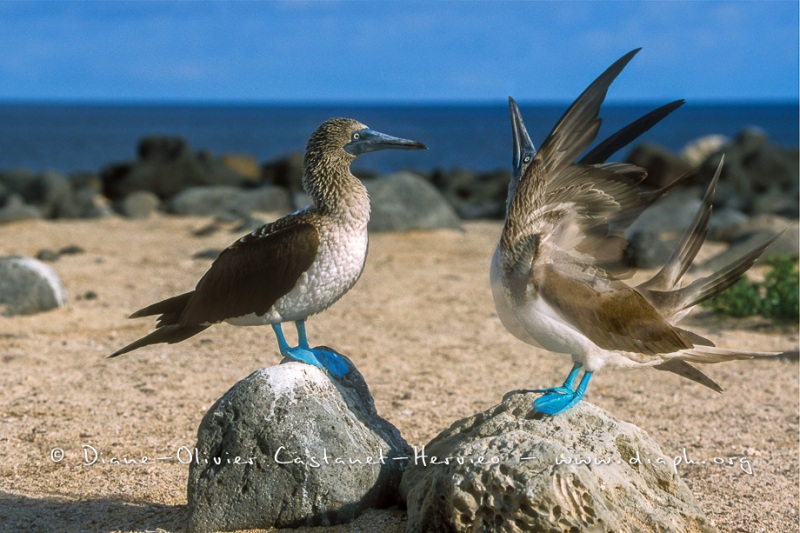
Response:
[1,127,797,266]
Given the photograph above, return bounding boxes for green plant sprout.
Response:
[703,255,799,320]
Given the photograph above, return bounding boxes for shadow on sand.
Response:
[0,491,185,533]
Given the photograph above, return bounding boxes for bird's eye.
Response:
[523,155,532,163]
[353,133,360,140]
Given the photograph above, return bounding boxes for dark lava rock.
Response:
[626,142,694,190]
[431,168,509,219]
[101,136,257,200]
[261,152,305,193]
[35,249,60,262]
[0,170,71,219]
[701,221,799,271]
[699,128,799,216]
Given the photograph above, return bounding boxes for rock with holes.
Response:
[186,355,411,533]
[0,256,68,316]
[400,394,711,533]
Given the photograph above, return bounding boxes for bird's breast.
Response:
[492,247,587,356]
[272,222,369,321]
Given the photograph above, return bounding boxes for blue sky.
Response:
[0,1,797,103]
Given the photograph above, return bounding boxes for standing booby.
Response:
[110,118,426,378]
[492,49,781,416]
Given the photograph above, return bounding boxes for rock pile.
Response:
[0,129,796,239]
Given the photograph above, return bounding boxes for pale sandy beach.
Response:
[0,215,797,532]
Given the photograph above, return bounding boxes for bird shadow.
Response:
[0,491,186,533]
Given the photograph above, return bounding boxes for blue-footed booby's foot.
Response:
[531,364,592,416]
[309,347,350,379]
[272,322,350,379]
[280,345,325,369]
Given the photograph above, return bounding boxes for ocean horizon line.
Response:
[0,98,797,109]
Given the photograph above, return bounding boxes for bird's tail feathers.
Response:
[108,324,208,358]
[653,359,722,392]
[677,346,782,364]
[672,230,783,312]
[129,291,194,325]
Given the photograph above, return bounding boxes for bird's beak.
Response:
[344,128,427,156]
[509,97,535,181]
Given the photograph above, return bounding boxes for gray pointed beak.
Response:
[344,128,427,156]
[509,97,535,180]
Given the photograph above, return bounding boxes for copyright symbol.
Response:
[50,448,65,463]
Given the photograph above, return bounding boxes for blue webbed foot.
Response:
[281,345,325,370]
[272,322,351,379]
[531,364,592,416]
[533,389,585,415]
[310,347,350,379]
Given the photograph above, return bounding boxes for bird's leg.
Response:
[295,320,310,348]
[272,323,324,370]
[531,364,593,416]
[530,363,581,395]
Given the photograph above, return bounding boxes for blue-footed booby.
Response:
[493,49,781,416]
[110,118,426,378]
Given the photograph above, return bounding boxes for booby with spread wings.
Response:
[110,118,426,378]
[492,49,780,415]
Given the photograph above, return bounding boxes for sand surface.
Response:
[0,214,797,533]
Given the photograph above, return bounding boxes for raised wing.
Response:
[533,48,640,182]
[504,49,655,268]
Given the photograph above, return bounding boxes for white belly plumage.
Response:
[226,226,368,326]
[491,247,641,373]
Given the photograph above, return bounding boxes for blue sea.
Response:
[0,102,796,176]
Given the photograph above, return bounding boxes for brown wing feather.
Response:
[535,49,640,179]
[178,222,320,325]
[534,263,694,355]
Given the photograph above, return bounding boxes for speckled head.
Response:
[303,118,427,209]
[306,117,427,161]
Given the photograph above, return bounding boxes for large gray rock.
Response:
[624,190,703,268]
[187,356,411,532]
[366,172,462,232]
[167,185,291,217]
[0,256,68,316]
[400,394,711,533]
[707,207,750,242]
